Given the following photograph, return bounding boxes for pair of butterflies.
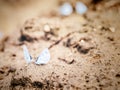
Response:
[60,2,87,16]
[23,45,50,65]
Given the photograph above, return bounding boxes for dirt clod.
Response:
[32,81,44,88]
[10,77,31,87]
[19,30,37,42]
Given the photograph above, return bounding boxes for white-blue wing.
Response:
[35,48,50,65]
[23,45,32,63]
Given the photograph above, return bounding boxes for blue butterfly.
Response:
[23,45,50,64]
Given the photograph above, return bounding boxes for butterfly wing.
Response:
[35,48,50,65]
[23,45,32,63]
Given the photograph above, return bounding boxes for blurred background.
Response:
[0,0,58,34]
[0,0,119,35]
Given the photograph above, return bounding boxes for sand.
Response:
[0,0,120,90]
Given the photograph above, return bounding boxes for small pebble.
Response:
[43,24,51,32]
[59,2,73,16]
[80,39,85,43]
[75,2,88,14]
[109,27,115,32]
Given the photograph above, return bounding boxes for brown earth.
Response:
[0,0,120,90]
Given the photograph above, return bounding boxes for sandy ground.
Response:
[0,0,120,90]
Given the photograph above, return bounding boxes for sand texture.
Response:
[0,0,120,90]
